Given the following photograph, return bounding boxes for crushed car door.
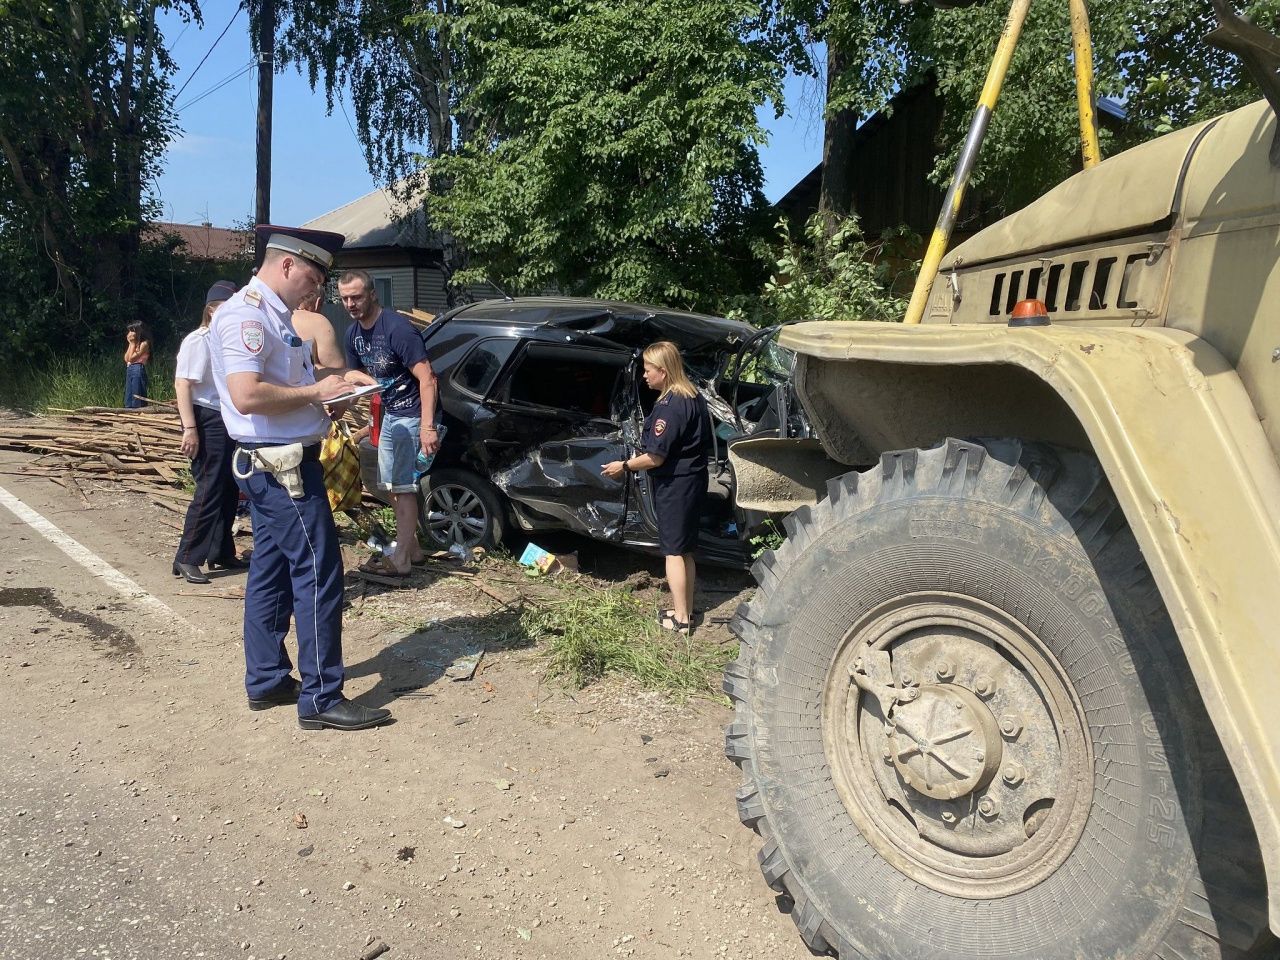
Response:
[723,323,809,440]
[483,341,632,540]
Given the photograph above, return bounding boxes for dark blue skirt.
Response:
[652,469,705,556]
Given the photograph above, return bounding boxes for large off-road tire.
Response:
[726,439,1276,960]
[417,468,507,550]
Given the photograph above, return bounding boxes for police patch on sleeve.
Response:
[654,419,667,436]
[240,320,264,354]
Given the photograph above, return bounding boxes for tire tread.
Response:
[727,437,1277,960]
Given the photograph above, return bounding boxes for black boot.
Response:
[172,561,211,584]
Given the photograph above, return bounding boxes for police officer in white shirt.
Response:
[172,280,243,585]
[209,226,390,732]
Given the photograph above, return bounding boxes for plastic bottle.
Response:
[413,423,448,480]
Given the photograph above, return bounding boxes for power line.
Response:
[172,4,245,103]
[169,19,190,52]
[176,59,255,111]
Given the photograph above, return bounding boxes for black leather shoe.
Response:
[209,556,249,570]
[298,698,392,731]
[171,561,211,584]
[247,676,301,711]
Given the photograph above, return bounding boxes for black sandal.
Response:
[657,612,691,636]
[662,608,702,628]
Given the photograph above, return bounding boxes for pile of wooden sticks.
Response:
[0,402,193,511]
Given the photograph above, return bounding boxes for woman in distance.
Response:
[602,341,710,635]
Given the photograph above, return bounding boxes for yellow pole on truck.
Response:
[903,0,1034,325]
[1069,0,1102,168]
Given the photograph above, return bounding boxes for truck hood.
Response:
[941,109,1230,270]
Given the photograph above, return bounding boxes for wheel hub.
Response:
[823,593,1092,898]
[888,683,1001,802]
[424,484,487,547]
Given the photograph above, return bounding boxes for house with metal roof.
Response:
[303,184,502,320]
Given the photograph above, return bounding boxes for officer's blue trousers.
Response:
[235,457,345,716]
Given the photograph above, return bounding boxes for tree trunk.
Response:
[818,40,858,237]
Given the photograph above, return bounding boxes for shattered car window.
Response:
[453,338,517,399]
[504,344,626,419]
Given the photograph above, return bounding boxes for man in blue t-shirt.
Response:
[339,269,439,575]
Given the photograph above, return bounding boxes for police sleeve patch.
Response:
[654,419,667,436]
[240,320,265,354]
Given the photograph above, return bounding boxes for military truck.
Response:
[724,2,1280,958]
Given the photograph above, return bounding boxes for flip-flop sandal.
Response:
[359,557,410,578]
[657,612,691,636]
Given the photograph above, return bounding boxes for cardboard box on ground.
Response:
[518,542,579,576]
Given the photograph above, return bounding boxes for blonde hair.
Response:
[201,302,219,327]
[643,341,697,399]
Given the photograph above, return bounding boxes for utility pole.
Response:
[254,0,275,226]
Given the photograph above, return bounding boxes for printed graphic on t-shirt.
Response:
[344,309,428,416]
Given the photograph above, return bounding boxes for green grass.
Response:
[0,352,175,412]
[522,583,735,699]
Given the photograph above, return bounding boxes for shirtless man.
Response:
[291,292,348,377]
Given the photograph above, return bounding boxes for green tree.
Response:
[761,213,914,323]
[0,0,198,354]
[806,0,1280,220]
[269,0,480,300]
[422,0,783,310]
[270,0,474,184]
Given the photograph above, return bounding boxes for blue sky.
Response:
[154,3,824,229]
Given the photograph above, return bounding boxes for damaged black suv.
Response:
[358,297,804,565]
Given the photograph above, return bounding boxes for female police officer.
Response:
[602,341,709,635]
[209,226,390,732]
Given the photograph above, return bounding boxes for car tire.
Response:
[417,468,507,550]
[725,438,1275,960]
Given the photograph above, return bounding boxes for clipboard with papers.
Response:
[322,382,383,405]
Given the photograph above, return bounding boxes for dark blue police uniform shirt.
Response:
[640,391,710,477]
[343,307,429,416]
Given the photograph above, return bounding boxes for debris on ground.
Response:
[519,542,578,576]
[0,406,191,503]
[445,648,485,681]
[0,403,373,510]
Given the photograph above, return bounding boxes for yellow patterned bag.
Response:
[320,421,363,513]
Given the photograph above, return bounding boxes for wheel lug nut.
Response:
[974,675,996,698]
[999,715,1022,739]
[941,810,957,825]
[882,745,893,762]
[1002,763,1024,787]
[977,796,998,819]
[935,660,955,681]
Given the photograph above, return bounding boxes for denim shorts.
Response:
[377,413,422,493]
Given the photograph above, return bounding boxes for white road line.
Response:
[0,482,198,634]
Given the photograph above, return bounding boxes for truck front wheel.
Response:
[726,439,1274,960]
